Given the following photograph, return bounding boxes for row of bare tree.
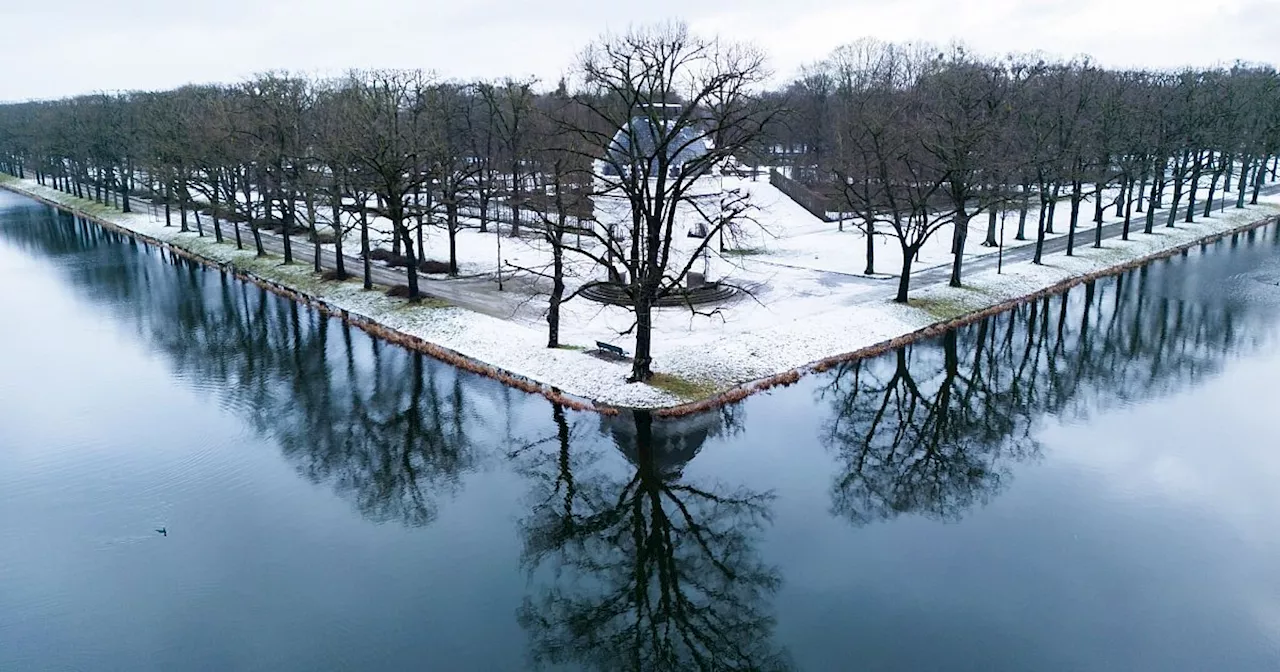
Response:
[0,23,774,382]
[773,40,1280,300]
[2,28,1278,376]
[0,71,583,286]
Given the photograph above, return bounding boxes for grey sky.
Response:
[4,0,1277,101]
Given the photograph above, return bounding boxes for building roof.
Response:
[602,115,710,177]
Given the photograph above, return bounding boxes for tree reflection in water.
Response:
[822,249,1279,526]
[3,216,790,668]
[9,208,1280,668]
[0,213,493,527]
[514,407,792,671]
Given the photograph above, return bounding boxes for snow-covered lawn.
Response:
[4,171,1277,410]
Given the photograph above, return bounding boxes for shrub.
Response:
[418,259,451,274]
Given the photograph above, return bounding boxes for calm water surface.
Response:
[2,188,1280,671]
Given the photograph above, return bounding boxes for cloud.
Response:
[2,0,1276,101]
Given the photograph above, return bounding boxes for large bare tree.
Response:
[565,22,777,382]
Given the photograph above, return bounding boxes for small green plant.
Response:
[80,201,116,218]
[723,247,765,256]
[648,372,719,400]
[556,344,587,351]
[909,296,973,321]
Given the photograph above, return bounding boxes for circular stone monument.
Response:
[579,280,738,307]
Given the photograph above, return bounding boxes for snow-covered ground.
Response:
[4,170,1277,410]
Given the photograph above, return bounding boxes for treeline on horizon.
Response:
[0,24,1277,382]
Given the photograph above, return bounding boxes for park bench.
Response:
[595,340,628,360]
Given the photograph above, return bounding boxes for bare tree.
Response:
[563,22,777,381]
[341,69,435,298]
[479,78,537,238]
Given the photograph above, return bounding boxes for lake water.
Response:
[2,188,1280,671]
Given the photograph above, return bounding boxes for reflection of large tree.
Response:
[0,214,498,526]
[515,407,791,671]
[824,250,1279,526]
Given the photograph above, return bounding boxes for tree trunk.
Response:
[1016,182,1029,240]
[949,208,969,287]
[548,243,564,348]
[1204,154,1223,218]
[1236,155,1251,209]
[330,188,346,279]
[1250,159,1264,205]
[1166,153,1188,228]
[895,247,915,303]
[281,184,294,264]
[211,179,223,243]
[306,190,321,274]
[360,206,372,290]
[164,181,172,227]
[1144,161,1161,234]
[1033,189,1049,264]
[547,177,567,348]
[1093,182,1105,225]
[630,295,653,382]
[982,203,998,247]
[864,219,875,274]
[1223,153,1234,204]
[447,200,460,276]
[1093,192,1103,249]
[179,180,190,234]
[1122,177,1134,241]
[121,159,132,213]
[1185,150,1204,223]
[1045,181,1060,234]
[415,186,426,264]
[1066,177,1081,256]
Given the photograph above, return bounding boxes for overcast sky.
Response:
[4,0,1277,101]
